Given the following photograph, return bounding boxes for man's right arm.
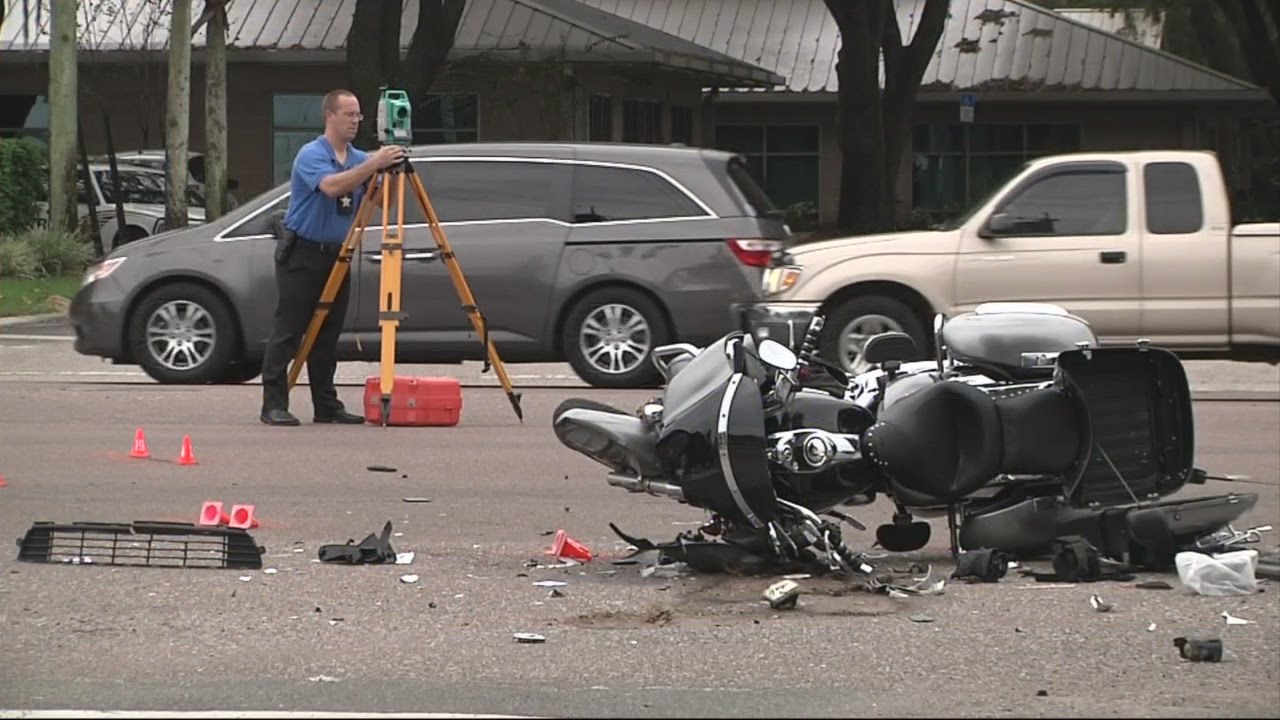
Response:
[297,146,405,199]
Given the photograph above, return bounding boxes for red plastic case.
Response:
[362,376,462,427]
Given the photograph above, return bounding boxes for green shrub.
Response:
[0,235,40,279]
[0,137,49,236]
[18,227,91,276]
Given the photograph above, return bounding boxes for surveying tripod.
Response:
[285,158,524,424]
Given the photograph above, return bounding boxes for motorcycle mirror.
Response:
[862,332,918,365]
[757,338,799,371]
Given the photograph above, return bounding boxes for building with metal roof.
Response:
[1,0,1272,226]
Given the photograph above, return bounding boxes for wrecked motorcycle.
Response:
[552,300,1260,574]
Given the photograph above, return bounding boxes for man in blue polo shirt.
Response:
[260,88,406,426]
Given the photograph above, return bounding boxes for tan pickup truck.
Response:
[743,150,1280,374]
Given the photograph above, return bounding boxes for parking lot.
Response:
[1,320,1278,717]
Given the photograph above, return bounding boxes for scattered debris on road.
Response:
[513,632,546,644]
[308,675,341,683]
[763,580,801,610]
[951,548,1009,583]
[318,521,396,564]
[1222,611,1253,625]
[367,465,397,473]
[1174,636,1223,662]
[1176,550,1260,596]
[399,574,419,584]
[401,497,432,503]
[909,613,935,623]
[1089,594,1114,613]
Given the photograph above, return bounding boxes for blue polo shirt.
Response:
[283,136,369,244]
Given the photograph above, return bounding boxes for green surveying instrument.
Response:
[285,87,524,424]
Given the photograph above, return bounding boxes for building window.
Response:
[912,123,1082,220]
[622,99,662,143]
[589,95,613,141]
[0,94,50,146]
[412,93,478,145]
[670,105,693,145]
[271,93,325,185]
[714,124,820,215]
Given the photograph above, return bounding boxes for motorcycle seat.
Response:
[864,380,1083,505]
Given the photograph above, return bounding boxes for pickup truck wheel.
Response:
[820,295,927,376]
[562,288,668,388]
[130,283,237,384]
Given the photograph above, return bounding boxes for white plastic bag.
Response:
[1175,550,1259,596]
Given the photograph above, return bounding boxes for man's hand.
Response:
[372,145,407,170]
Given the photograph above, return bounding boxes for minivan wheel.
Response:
[819,295,927,376]
[562,288,668,388]
[130,282,237,384]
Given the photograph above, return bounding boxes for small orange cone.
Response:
[545,529,593,563]
[229,504,260,530]
[129,428,150,459]
[0,473,7,488]
[198,501,229,526]
[177,435,198,465]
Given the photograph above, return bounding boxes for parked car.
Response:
[740,149,1280,374]
[70,142,792,387]
[91,149,243,209]
[36,162,207,248]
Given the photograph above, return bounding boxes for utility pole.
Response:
[48,0,78,235]
[165,0,192,230]
[200,0,229,219]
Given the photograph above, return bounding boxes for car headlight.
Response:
[82,257,127,286]
[762,265,802,295]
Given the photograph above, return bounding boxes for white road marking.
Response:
[0,334,75,341]
[0,707,535,712]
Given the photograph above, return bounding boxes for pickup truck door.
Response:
[1137,159,1230,347]
[954,160,1141,343]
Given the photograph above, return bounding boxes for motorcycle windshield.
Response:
[656,334,779,529]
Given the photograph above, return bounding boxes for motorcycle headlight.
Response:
[763,265,802,295]
[82,257,126,286]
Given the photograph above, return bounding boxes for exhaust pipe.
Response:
[607,473,685,500]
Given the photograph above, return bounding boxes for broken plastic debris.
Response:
[292,548,304,554]
[1222,611,1253,625]
[532,580,567,588]
[513,632,546,644]
[308,675,340,683]
[909,613,934,623]
[1089,594,1114,613]
[395,552,415,565]
[641,562,688,579]
[239,576,252,582]
[783,573,812,580]
[763,580,801,610]
[548,588,566,599]
[402,497,431,503]
[888,589,910,600]
[367,465,397,473]
[399,574,419,584]
[1148,623,1157,632]
[263,568,278,575]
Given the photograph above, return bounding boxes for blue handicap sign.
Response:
[960,93,976,108]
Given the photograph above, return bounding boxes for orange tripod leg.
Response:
[375,167,407,425]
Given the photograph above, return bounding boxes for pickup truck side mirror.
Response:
[980,212,1014,239]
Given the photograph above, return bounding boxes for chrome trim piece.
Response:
[213,155,721,243]
[718,373,764,529]
[606,473,684,500]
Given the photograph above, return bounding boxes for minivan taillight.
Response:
[726,238,781,267]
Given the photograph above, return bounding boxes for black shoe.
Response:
[261,408,301,426]
[314,409,365,425]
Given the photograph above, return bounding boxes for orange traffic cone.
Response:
[0,472,7,488]
[545,529,593,563]
[229,504,260,530]
[198,500,230,526]
[177,435,198,465]
[129,428,151,459]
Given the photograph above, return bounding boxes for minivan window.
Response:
[571,164,705,223]
[995,168,1126,236]
[1143,161,1203,234]
[408,160,567,223]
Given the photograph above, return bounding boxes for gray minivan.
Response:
[70,142,793,388]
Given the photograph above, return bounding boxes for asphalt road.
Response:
[0,374,1278,718]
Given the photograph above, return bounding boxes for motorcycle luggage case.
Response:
[362,376,462,427]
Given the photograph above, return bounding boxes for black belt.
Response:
[296,236,344,254]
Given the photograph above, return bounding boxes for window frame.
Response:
[713,123,821,214]
[270,92,326,186]
[411,92,479,145]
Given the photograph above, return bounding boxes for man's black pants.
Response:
[260,240,351,416]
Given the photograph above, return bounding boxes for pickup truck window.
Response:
[993,169,1126,237]
[1143,162,1204,234]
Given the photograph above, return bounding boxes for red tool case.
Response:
[362,376,462,427]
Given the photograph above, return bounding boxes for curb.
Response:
[0,312,65,327]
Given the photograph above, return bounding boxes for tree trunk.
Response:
[397,0,467,106]
[48,0,78,235]
[829,1,888,234]
[346,0,402,149]
[881,0,950,224]
[1222,0,1280,107]
[165,0,192,230]
[204,1,229,219]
